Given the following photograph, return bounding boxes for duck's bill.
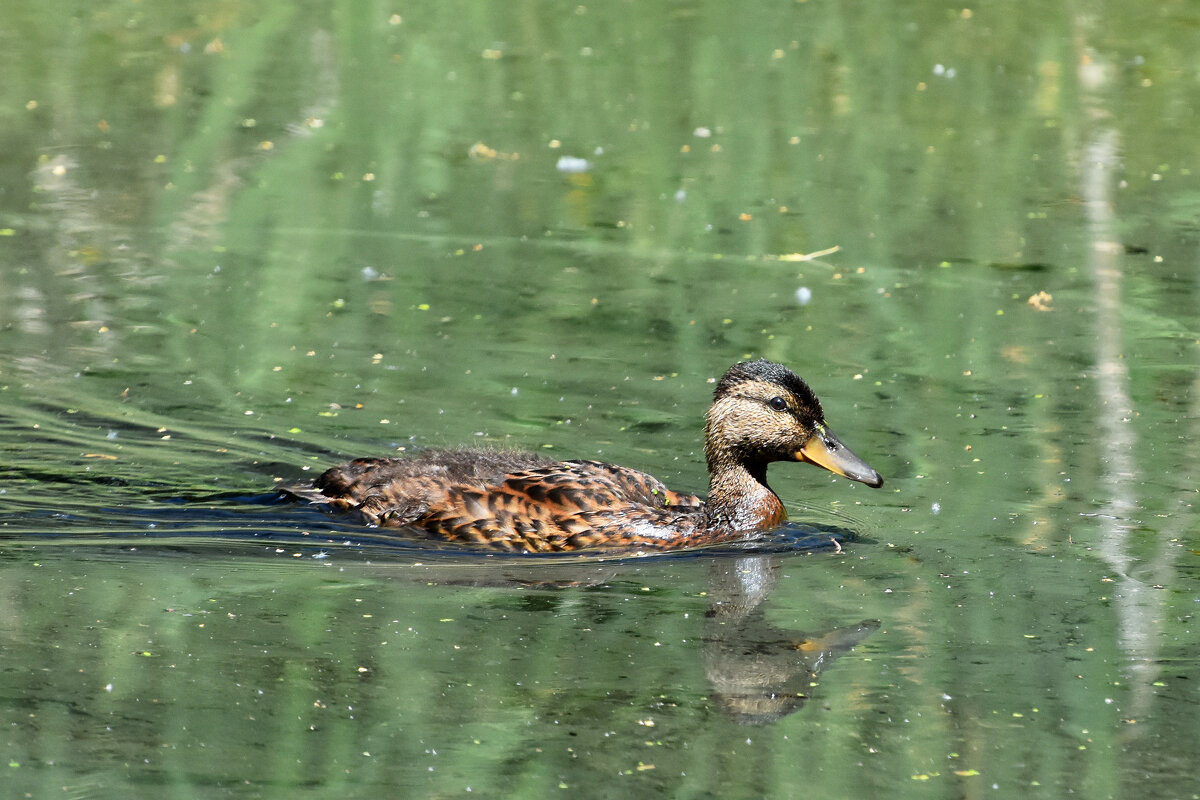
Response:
[796,426,884,488]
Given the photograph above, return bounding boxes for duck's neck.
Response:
[704,459,787,531]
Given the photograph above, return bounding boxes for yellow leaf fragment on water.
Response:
[776,245,841,261]
[1028,290,1054,311]
[469,142,498,160]
[955,769,980,777]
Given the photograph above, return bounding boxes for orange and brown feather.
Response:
[302,453,712,552]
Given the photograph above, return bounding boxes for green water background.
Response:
[1,1,1198,797]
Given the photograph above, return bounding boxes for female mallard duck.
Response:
[285,359,882,552]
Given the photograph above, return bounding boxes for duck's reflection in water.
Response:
[702,555,878,725]
[409,546,878,726]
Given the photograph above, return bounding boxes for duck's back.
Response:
[286,448,708,551]
[312,448,556,500]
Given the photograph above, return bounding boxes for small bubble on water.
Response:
[555,155,591,174]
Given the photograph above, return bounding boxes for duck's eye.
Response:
[768,396,788,412]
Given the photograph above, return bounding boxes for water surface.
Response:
[2,1,1198,797]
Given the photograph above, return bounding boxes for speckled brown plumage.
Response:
[282,360,883,552]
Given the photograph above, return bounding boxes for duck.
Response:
[283,359,883,552]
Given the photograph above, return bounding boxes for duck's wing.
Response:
[281,453,709,552]
[561,460,703,507]
[396,462,702,551]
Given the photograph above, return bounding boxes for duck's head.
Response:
[703,359,883,488]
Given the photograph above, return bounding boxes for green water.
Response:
[2,1,1199,797]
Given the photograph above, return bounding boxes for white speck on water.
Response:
[795,286,812,305]
[931,502,941,514]
[106,430,118,440]
[510,387,518,396]
[555,155,591,173]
